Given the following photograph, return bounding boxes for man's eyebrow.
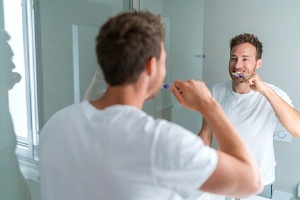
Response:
[242,55,251,58]
[230,55,251,57]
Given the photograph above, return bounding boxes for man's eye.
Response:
[243,58,249,61]
[230,58,237,61]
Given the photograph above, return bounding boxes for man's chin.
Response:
[232,77,244,83]
[146,92,159,101]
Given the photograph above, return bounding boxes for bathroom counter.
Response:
[184,190,270,200]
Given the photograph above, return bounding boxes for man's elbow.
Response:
[251,177,264,195]
[247,171,264,196]
[238,166,264,197]
[289,127,300,138]
[293,128,300,138]
[236,179,263,198]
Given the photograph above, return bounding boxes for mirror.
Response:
[141,1,300,199]
[1,0,299,199]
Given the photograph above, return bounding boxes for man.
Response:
[39,12,263,200]
[199,33,300,199]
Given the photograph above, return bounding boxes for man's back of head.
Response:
[96,11,164,86]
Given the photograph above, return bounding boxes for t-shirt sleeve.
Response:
[269,84,293,107]
[150,121,218,198]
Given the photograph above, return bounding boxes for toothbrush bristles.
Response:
[162,83,170,89]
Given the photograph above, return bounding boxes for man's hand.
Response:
[242,72,267,93]
[170,79,214,113]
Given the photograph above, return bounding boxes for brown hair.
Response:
[96,10,164,86]
[230,33,263,60]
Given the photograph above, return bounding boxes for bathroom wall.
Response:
[202,0,300,199]
[141,0,205,133]
[163,0,204,134]
[37,0,123,125]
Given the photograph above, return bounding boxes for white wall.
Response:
[38,1,123,123]
[163,0,205,133]
[203,0,300,199]
[141,0,205,133]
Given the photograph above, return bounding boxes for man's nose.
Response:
[235,59,243,69]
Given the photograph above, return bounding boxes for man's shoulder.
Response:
[53,102,82,118]
[41,102,83,130]
[265,82,288,95]
[265,82,281,91]
[265,82,292,105]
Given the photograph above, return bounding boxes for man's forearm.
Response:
[198,119,213,146]
[262,86,300,137]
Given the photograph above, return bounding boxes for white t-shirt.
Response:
[211,81,292,185]
[39,100,218,200]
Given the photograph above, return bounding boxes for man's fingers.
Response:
[170,85,184,104]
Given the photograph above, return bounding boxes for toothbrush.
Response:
[162,83,170,89]
[162,83,182,93]
[232,71,243,78]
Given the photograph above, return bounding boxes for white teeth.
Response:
[232,72,243,78]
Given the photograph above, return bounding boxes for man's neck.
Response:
[232,81,251,94]
[90,85,146,110]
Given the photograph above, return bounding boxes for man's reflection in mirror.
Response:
[0,29,30,200]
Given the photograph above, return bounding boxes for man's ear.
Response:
[145,57,157,76]
[256,59,262,69]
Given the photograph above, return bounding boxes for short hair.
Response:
[96,10,164,86]
[229,33,263,60]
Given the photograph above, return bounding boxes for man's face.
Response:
[157,42,167,84]
[147,42,167,99]
[228,43,261,82]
